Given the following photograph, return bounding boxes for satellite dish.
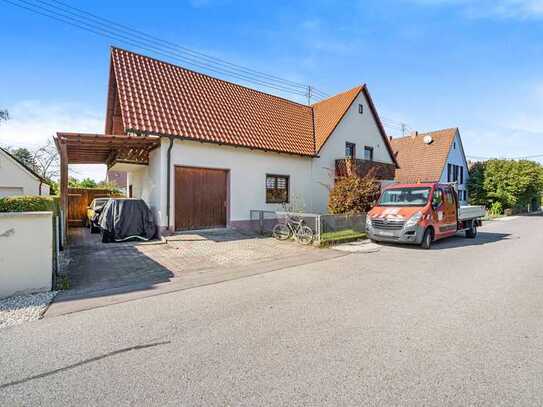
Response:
[423,135,433,144]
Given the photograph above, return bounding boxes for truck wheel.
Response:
[465,223,478,239]
[421,228,433,250]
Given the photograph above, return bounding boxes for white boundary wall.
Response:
[0,212,53,298]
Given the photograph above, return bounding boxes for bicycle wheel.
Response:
[272,223,291,240]
[296,225,314,245]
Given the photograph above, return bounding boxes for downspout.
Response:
[166,136,174,232]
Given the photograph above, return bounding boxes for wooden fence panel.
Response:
[67,188,122,227]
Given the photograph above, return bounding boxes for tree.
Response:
[31,139,60,183]
[10,147,36,169]
[468,159,543,211]
[69,177,98,188]
[79,178,98,188]
[4,140,59,185]
[328,173,380,214]
[467,161,487,206]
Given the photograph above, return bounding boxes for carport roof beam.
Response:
[54,133,161,165]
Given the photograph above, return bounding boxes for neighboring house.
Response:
[102,47,397,232]
[390,128,470,204]
[0,147,50,197]
[106,170,127,194]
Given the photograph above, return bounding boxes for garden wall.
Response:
[0,211,53,298]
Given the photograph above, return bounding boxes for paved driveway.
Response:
[49,228,342,316]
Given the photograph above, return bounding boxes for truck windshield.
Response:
[379,187,431,207]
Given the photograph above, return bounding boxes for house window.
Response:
[358,104,364,114]
[448,164,462,183]
[345,142,356,159]
[364,146,374,161]
[266,174,289,204]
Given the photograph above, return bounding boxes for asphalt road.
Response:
[1,215,543,406]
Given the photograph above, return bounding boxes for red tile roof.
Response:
[312,86,363,151]
[390,128,458,183]
[106,47,397,164]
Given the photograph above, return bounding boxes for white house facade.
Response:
[105,48,397,233]
[0,148,50,198]
[438,131,470,204]
[118,87,396,231]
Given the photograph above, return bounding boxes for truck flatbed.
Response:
[458,205,486,221]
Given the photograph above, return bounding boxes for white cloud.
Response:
[0,100,107,181]
[408,0,543,19]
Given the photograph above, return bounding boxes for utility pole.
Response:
[401,123,406,137]
[307,85,312,105]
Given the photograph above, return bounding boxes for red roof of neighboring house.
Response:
[390,128,459,183]
[106,47,397,164]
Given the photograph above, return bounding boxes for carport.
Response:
[54,132,161,241]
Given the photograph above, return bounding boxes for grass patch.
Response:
[321,229,367,245]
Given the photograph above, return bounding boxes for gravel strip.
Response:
[0,291,57,330]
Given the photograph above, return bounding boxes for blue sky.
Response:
[1,0,543,180]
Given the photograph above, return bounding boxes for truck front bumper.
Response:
[367,224,425,245]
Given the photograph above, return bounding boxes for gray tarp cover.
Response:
[98,199,156,240]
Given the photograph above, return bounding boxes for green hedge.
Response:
[0,195,59,213]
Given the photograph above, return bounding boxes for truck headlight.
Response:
[365,215,372,229]
[404,212,422,228]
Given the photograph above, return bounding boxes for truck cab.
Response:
[366,182,482,249]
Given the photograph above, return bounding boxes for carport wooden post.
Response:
[57,136,69,244]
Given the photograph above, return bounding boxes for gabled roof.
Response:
[390,128,459,183]
[107,47,315,156]
[0,147,47,183]
[105,47,397,164]
[312,86,363,151]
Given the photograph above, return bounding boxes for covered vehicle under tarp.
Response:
[98,198,157,242]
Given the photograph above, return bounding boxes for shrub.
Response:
[489,201,503,216]
[0,195,57,213]
[328,174,380,214]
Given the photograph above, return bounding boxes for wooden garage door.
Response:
[175,166,227,230]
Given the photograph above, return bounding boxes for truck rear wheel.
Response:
[421,228,433,250]
[465,222,478,238]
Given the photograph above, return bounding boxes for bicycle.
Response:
[272,215,314,245]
